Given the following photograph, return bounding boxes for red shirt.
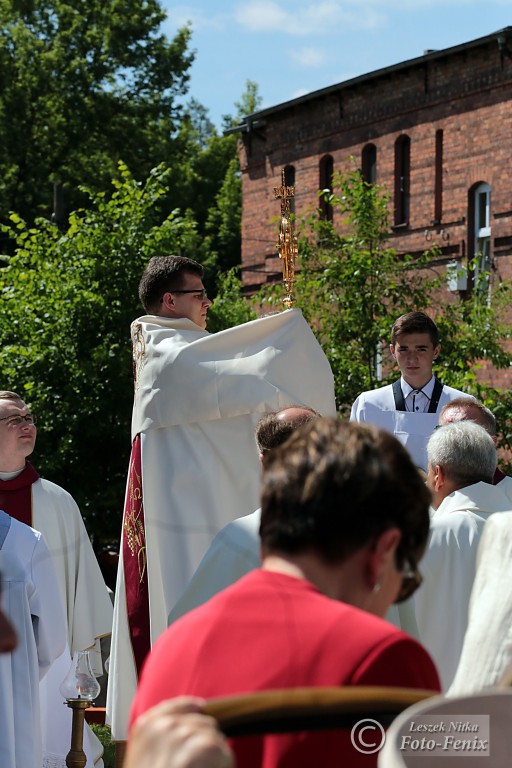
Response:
[130,570,440,767]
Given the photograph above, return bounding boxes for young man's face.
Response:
[390,332,440,389]
[0,398,37,470]
[162,273,212,329]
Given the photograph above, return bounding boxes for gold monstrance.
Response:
[274,169,298,309]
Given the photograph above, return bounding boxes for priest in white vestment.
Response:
[0,510,66,768]
[107,256,336,741]
[402,421,511,690]
[350,311,471,471]
[449,511,512,695]
[0,391,114,768]
[438,395,512,503]
[168,406,320,624]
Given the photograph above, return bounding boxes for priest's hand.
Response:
[125,697,234,768]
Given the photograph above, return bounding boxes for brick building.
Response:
[232,27,512,349]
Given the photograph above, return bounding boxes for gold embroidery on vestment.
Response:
[132,322,146,392]
[124,455,146,584]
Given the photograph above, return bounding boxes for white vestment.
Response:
[496,473,512,505]
[449,512,512,695]
[168,508,262,625]
[350,379,472,471]
[8,476,114,768]
[0,511,66,768]
[107,308,336,739]
[404,482,511,690]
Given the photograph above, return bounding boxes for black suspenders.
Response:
[392,378,444,413]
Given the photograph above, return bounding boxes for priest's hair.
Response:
[0,391,22,402]
[138,255,204,313]
[391,311,439,346]
[427,420,497,486]
[256,406,320,456]
[439,396,496,437]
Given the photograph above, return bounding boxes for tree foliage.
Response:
[0,0,194,221]
[261,170,512,429]
[0,64,264,546]
[174,81,263,280]
[207,267,257,334]
[0,163,198,543]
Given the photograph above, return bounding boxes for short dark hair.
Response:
[0,391,23,402]
[391,311,439,347]
[255,407,320,455]
[138,255,204,313]
[260,418,431,567]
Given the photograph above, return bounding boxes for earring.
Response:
[373,581,381,593]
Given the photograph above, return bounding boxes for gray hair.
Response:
[427,421,497,485]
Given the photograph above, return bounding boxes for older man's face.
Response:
[426,461,444,510]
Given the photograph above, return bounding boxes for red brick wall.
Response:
[239,35,512,294]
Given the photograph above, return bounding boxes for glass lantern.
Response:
[59,650,101,701]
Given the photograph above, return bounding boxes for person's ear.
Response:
[161,292,175,312]
[389,343,396,360]
[433,464,445,490]
[432,343,441,360]
[367,528,401,588]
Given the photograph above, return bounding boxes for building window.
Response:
[361,144,377,185]
[319,155,334,221]
[471,182,491,294]
[434,129,443,224]
[394,135,411,226]
[283,165,295,216]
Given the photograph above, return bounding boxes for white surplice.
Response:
[107,308,336,739]
[449,511,512,695]
[405,482,511,690]
[350,379,471,471]
[168,508,262,625]
[23,478,113,768]
[496,473,512,505]
[0,511,66,768]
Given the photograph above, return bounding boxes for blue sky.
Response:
[160,1,512,129]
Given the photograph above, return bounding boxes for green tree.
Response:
[261,169,512,417]
[170,80,263,281]
[0,0,194,222]
[0,163,197,544]
[206,267,257,334]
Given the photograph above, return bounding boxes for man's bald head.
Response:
[255,406,320,456]
[439,397,496,442]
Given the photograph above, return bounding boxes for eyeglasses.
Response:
[169,289,208,299]
[394,557,423,604]
[0,414,37,428]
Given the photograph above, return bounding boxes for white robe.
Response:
[168,508,262,625]
[449,511,512,695]
[496,473,512,505]
[0,512,66,768]
[350,380,471,471]
[29,479,113,768]
[403,482,511,690]
[107,308,336,739]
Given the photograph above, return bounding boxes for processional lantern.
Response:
[60,650,101,768]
